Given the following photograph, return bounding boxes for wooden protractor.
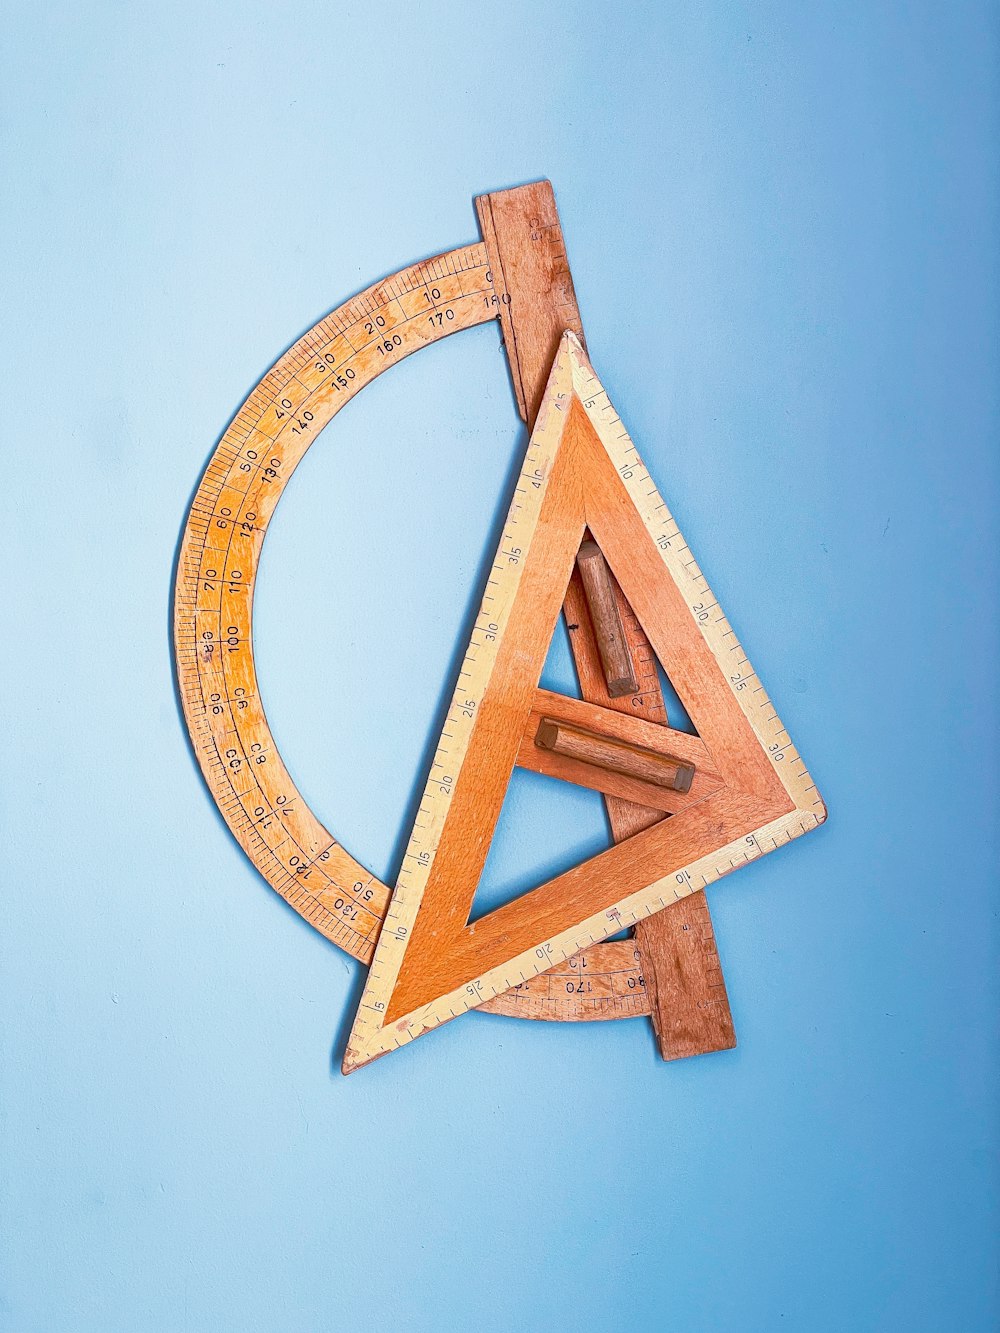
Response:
[173,239,655,1018]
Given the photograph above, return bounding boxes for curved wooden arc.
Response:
[172,243,651,1020]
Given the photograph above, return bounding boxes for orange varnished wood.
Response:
[172,185,756,1048]
[529,688,719,774]
[475,180,586,427]
[534,717,695,793]
[634,889,737,1060]
[574,540,638,696]
[389,785,778,1021]
[514,697,719,814]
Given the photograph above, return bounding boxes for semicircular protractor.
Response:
[173,182,825,1069]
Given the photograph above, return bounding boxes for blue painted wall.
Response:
[3,3,997,1329]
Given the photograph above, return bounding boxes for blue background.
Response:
[3,3,998,1330]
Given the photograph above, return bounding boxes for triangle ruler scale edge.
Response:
[343,331,826,1072]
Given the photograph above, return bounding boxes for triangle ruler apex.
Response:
[342,329,825,1072]
[171,179,826,1077]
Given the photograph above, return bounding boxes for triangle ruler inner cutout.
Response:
[344,331,825,1071]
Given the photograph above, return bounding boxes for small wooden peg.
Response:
[575,540,638,698]
[534,717,695,794]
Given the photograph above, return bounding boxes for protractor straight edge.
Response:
[172,235,655,1022]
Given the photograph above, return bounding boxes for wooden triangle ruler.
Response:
[344,330,826,1071]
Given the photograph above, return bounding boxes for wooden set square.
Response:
[344,331,825,1070]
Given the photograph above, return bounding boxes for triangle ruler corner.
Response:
[343,330,825,1073]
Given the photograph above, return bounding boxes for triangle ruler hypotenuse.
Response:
[173,180,826,1074]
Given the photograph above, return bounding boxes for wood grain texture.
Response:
[636,890,736,1060]
[171,186,798,1062]
[388,785,777,1023]
[514,688,720,814]
[575,540,638,697]
[534,717,695,794]
[378,388,789,1024]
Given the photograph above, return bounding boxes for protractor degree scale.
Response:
[173,181,825,1069]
